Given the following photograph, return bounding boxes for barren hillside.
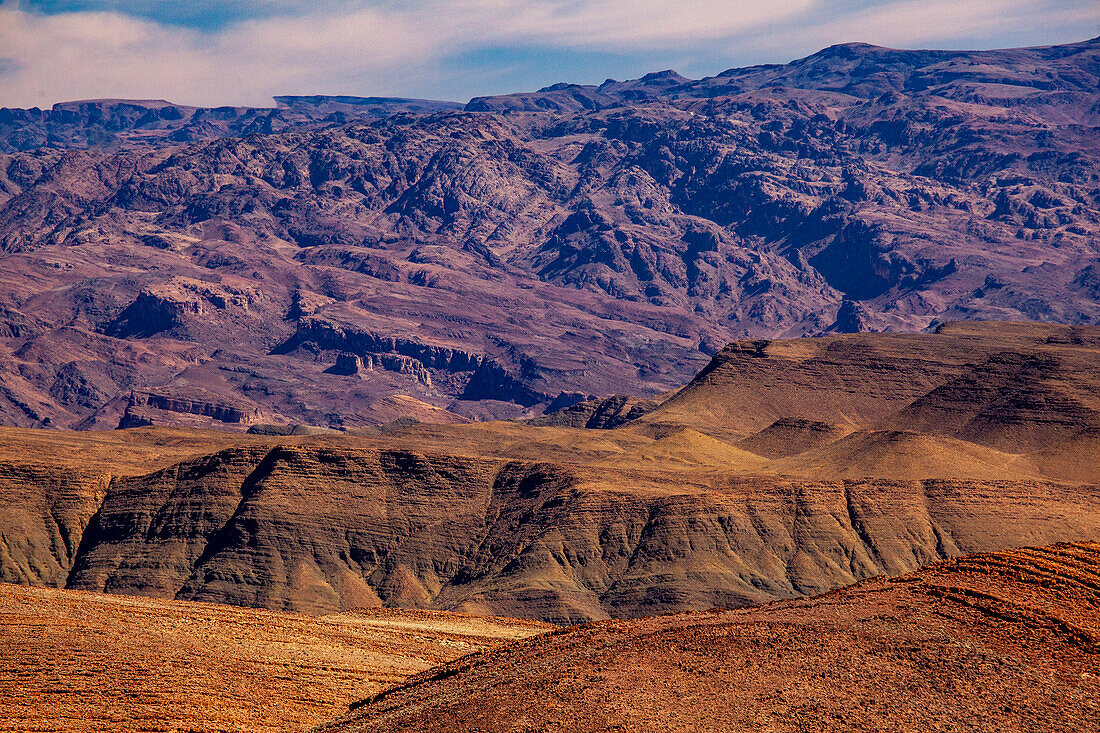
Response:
[0,583,548,733]
[1,323,1096,623]
[316,542,1100,733]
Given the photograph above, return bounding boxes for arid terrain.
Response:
[316,541,1100,733]
[6,541,1097,732]
[0,583,549,733]
[1,322,1097,624]
[0,33,1098,730]
[0,38,1097,429]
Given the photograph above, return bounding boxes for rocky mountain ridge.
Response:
[0,96,463,154]
[0,38,1097,428]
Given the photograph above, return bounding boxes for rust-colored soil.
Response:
[318,542,1100,733]
[0,584,549,733]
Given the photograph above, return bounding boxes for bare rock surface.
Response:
[0,39,1097,428]
[0,323,1097,623]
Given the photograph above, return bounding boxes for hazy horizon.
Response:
[1,1,1098,109]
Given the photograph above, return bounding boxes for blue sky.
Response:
[1,0,1098,107]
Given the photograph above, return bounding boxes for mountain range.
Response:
[0,37,1097,429]
[2,34,1099,733]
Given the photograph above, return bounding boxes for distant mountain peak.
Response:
[639,69,688,82]
[273,95,460,107]
[535,82,590,93]
[812,41,889,57]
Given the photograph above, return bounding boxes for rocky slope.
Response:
[316,542,1100,733]
[0,38,1096,429]
[0,583,548,733]
[1,324,1097,623]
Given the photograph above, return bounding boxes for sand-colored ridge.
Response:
[774,429,1043,480]
[629,428,769,468]
[736,417,854,459]
[637,321,1100,442]
[1028,426,1100,483]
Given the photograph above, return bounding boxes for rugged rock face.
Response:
[18,443,1100,622]
[527,394,662,428]
[103,278,256,340]
[118,390,270,429]
[0,39,1096,429]
[0,461,109,587]
[0,97,462,154]
[1,324,1097,623]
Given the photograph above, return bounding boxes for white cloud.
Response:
[434,0,816,47]
[0,5,432,106]
[740,0,1100,59]
[0,1,819,106]
[0,1,1095,108]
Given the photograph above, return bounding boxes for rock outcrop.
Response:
[0,97,463,154]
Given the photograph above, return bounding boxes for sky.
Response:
[1,0,1098,108]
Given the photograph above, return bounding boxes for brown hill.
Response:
[772,429,1041,480]
[315,542,1100,733]
[735,417,852,459]
[0,582,548,733]
[638,321,1100,445]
